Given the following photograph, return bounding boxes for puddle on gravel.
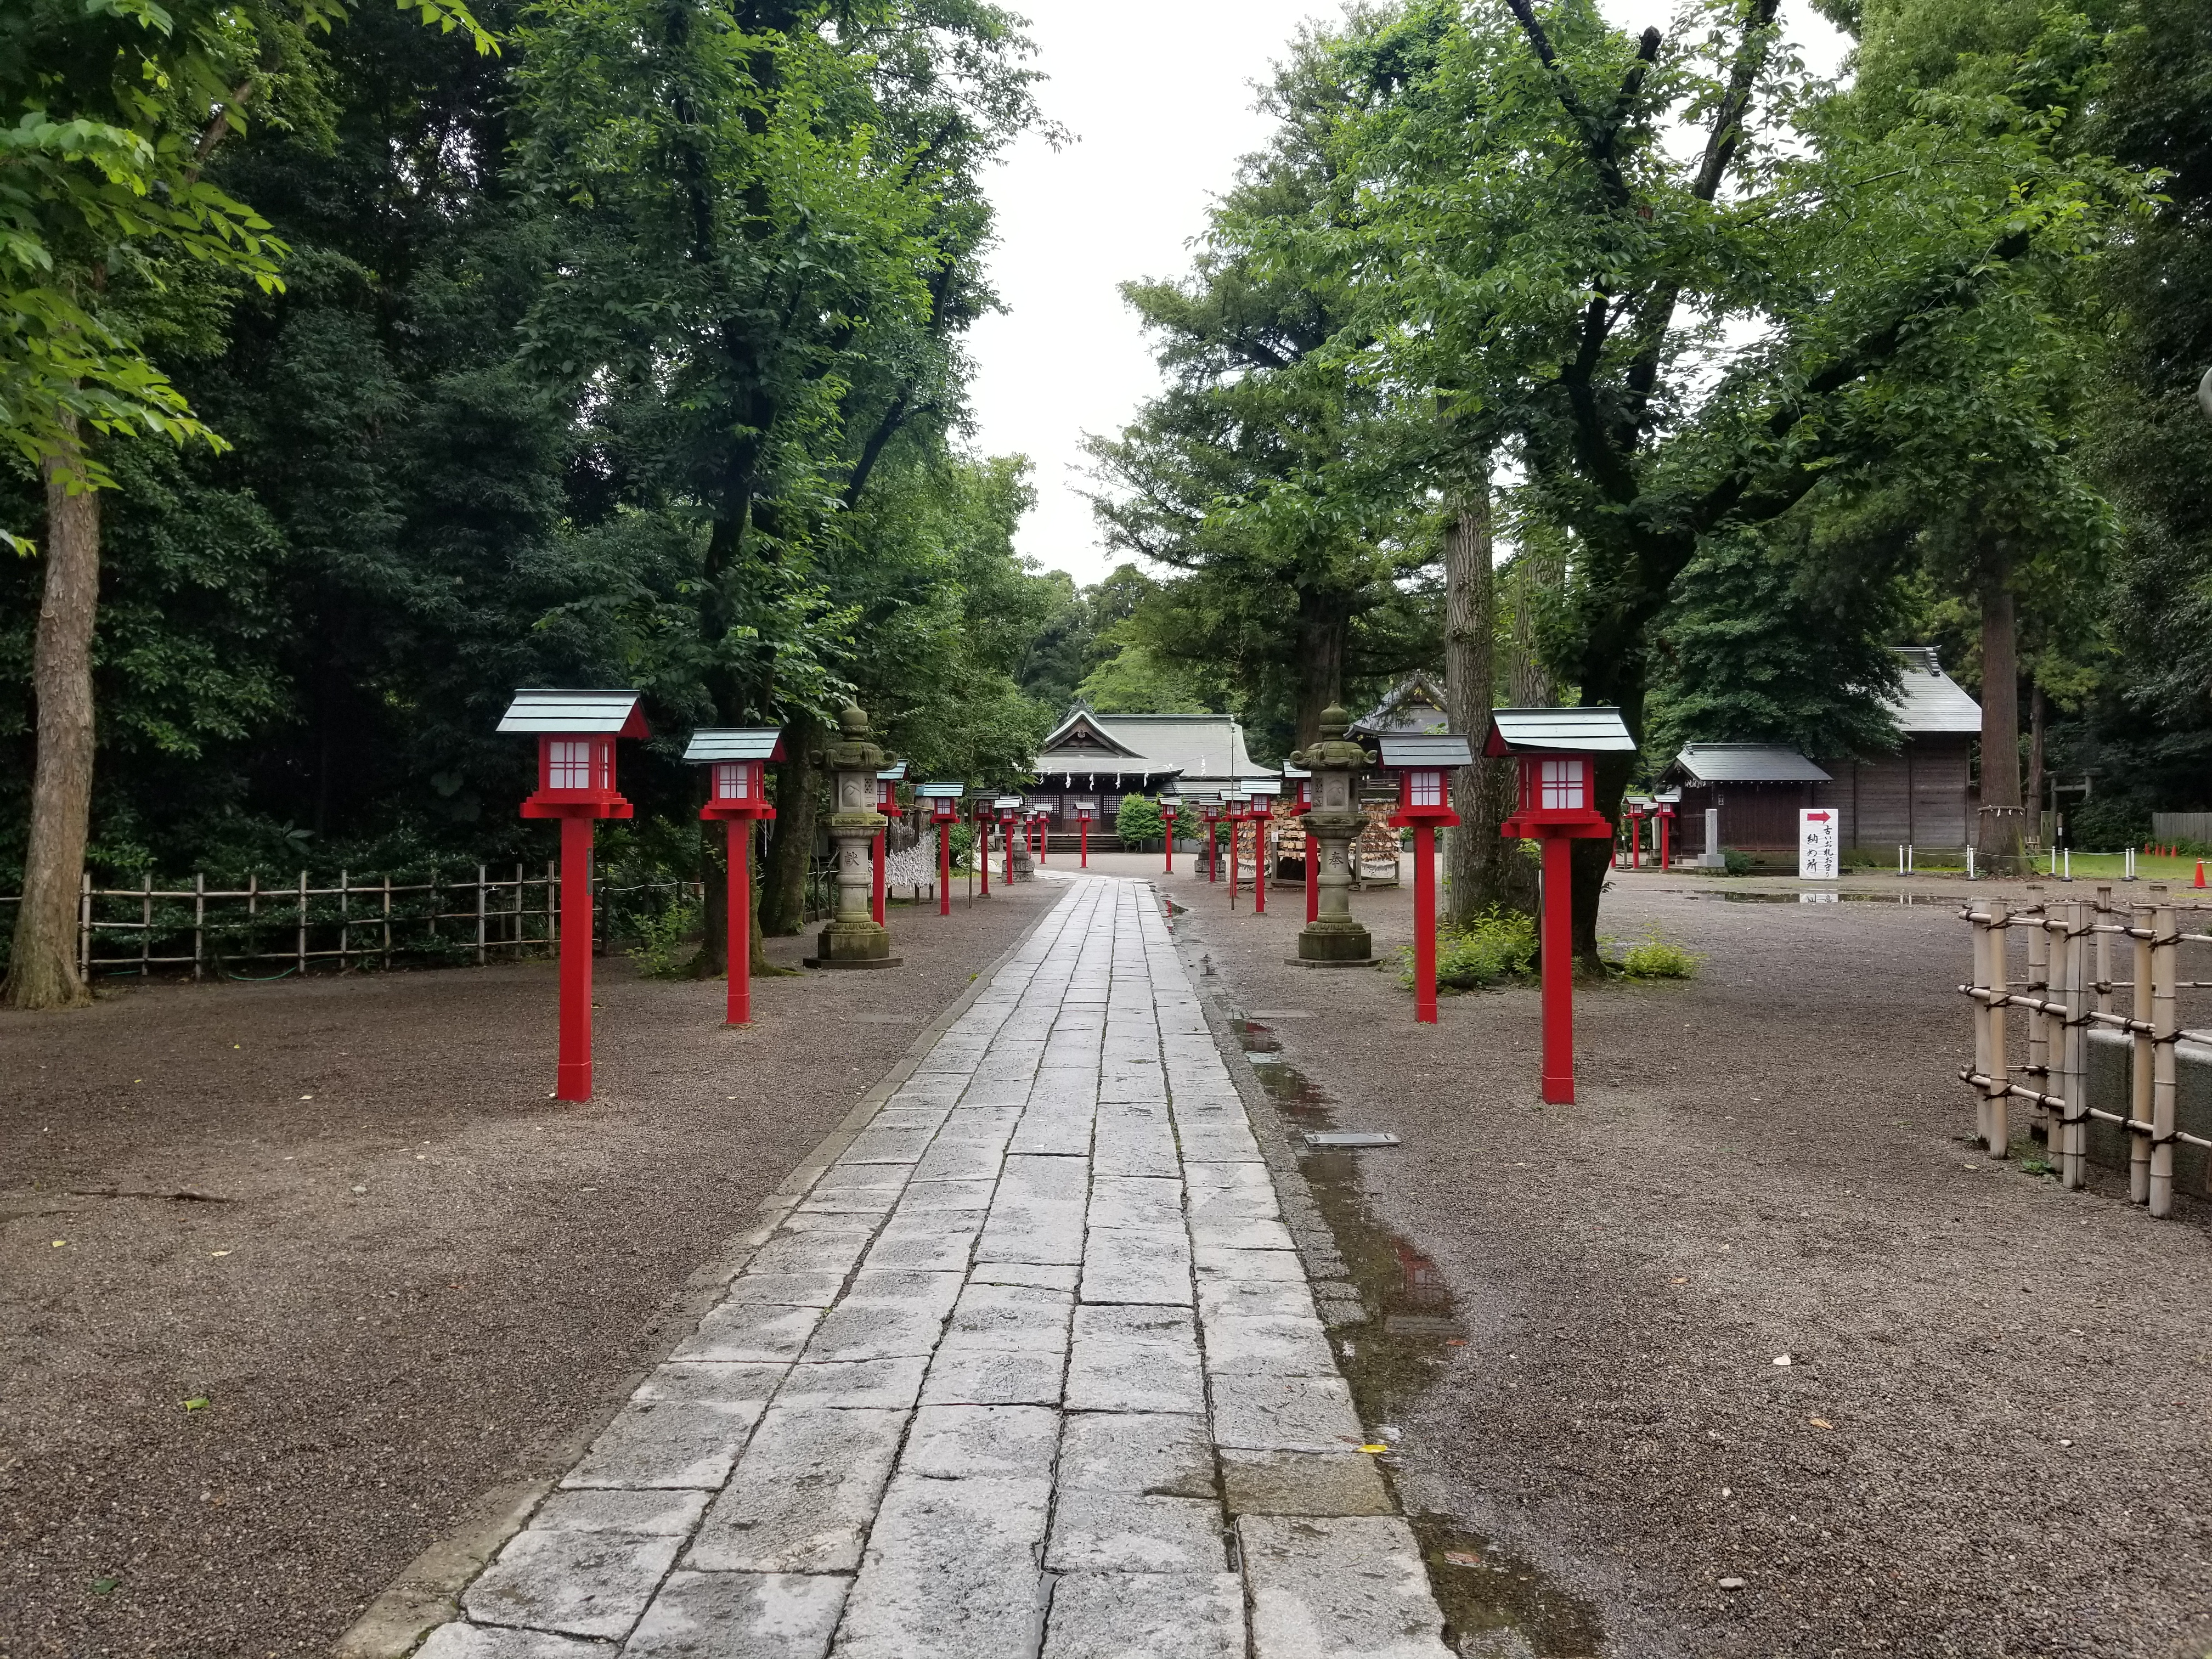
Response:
[1231,1018,1608,1657]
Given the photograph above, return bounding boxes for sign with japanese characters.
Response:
[1799,809,1839,880]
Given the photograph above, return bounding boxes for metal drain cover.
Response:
[1302,1130,1400,1148]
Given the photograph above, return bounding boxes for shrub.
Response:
[1401,907,1538,991]
[1115,795,1163,845]
[1610,930,1701,979]
[627,893,702,979]
[1720,848,1756,876]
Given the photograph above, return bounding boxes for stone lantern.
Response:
[1286,704,1374,966]
[806,704,901,969]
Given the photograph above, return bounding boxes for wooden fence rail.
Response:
[0,867,704,981]
[1961,883,2212,1217]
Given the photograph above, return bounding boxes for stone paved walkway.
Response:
[414,878,1451,1659]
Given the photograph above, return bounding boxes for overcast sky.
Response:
[962,0,1851,588]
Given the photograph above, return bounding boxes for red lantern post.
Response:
[1160,799,1178,874]
[1488,708,1638,1102]
[976,799,991,898]
[1076,799,1094,868]
[1288,771,1318,922]
[998,799,1020,884]
[687,729,783,1026]
[1223,789,1249,907]
[1381,736,1471,1024]
[1244,781,1281,915]
[1626,799,1646,870]
[1655,795,1676,870]
[501,690,647,1100]
[919,785,963,914]
[1201,800,1222,882]
[872,765,906,926]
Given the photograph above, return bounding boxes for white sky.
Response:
[962,0,1851,588]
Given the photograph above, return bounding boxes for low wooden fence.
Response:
[1961,885,2212,1216]
[22,867,704,981]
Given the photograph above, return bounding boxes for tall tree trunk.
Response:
[1293,590,1346,751]
[1976,559,2023,861]
[1504,546,1560,707]
[759,707,823,935]
[5,419,100,1010]
[2024,681,2046,847]
[1441,478,1535,924]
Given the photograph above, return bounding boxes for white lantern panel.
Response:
[1539,758,1585,810]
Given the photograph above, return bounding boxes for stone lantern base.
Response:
[805,919,902,970]
[1290,923,1373,967]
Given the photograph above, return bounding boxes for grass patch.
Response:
[1607,930,1702,979]
[1401,908,1538,992]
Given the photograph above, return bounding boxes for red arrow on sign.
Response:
[1805,811,1832,822]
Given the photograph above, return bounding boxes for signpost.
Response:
[1488,707,1638,1103]
[1799,808,1839,881]
[687,728,782,1026]
[499,689,647,1101]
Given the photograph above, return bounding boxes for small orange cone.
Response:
[2197,860,2207,890]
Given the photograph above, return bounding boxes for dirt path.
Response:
[1139,853,2212,1659]
[0,883,1055,1659]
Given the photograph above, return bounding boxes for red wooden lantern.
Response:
[871,763,907,926]
[996,797,1022,885]
[687,728,783,1028]
[1381,735,1472,1025]
[1074,795,1096,868]
[501,690,649,1101]
[1487,707,1637,1101]
[1159,798,1179,874]
[917,783,963,915]
[1242,780,1282,915]
[1283,766,1316,921]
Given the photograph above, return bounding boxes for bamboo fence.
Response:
[2,866,707,982]
[1961,885,2212,1217]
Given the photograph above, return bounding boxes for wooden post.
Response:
[381,873,392,970]
[1984,898,2008,1155]
[2149,890,2177,1217]
[193,872,205,981]
[2058,901,2087,1190]
[476,864,487,966]
[2130,896,2154,1205]
[77,870,92,981]
[141,870,153,976]
[515,861,525,952]
[339,869,349,971]
[297,870,308,975]
[2094,885,2113,1018]
[2025,910,2049,1143]
[727,819,752,1025]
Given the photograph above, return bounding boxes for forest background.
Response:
[5,0,2209,999]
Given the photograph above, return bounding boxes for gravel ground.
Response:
[1128,850,2212,1659]
[0,881,1055,1659]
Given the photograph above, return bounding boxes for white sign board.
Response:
[1798,808,1839,880]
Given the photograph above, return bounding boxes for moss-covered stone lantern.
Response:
[805,703,901,969]
[1286,704,1374,966]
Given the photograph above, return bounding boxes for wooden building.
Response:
[1665,647,1984,857]
[1024,706,1274,828]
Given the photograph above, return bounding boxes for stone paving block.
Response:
[1057,1410,1215,1500]
[909,1139,1007,1183]
[1065,1305,1205,1414]
[1093,1119,1180,1179]
[624,1570,849,1659]
[1008,1105,1096,1156]
[836,1127,935,1165]
[1191,1246,1306,1285]
[797,1186,905,1217]
[723,1271,848,1308]
[1175,1124,1263,1164]
[774,1356,927,1410]
[746,1228,874,1278]
[1080,1224,1193,1307]
[1182,1161,1273,1195]
[944,1282,1074,1351]
[415,1623,609,1659]
[637,1363,791,1408]
[957,1080,1034,1109]
[890,1177,997,1214]
[861,1219,978,1273]
[776,1213,881,1235]
[975,1199,1086,1265]
[1189,1215,1296,1252]
[1182,1183,1278,1228]
[564,1396,769,1491]
[530,1488,710,1535]
[936,1107,1023,1139]
[1237,1515,1453,1659]
[1045,1492,1227,1573]
[872,1106,953,1132]
[1087,1176,1184,1231]
[1210,1373,1367,1453]
[831,1474,1052,1659]
[968,1260,1082,1291]
[900,1403,1060,1480]
[802,1271,962,1361]
[997,1153,1091,1202]
[687,1407,906,1572]
[1198,1278,1319,1322]
[1039,1571,1245,1659]
[1198,1313,1337,1379]
[461,1527,680,1639]
[673,1301,823,1364]
[1220,1448,1393,1517]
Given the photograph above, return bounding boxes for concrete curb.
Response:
[329,898,1064,1659]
